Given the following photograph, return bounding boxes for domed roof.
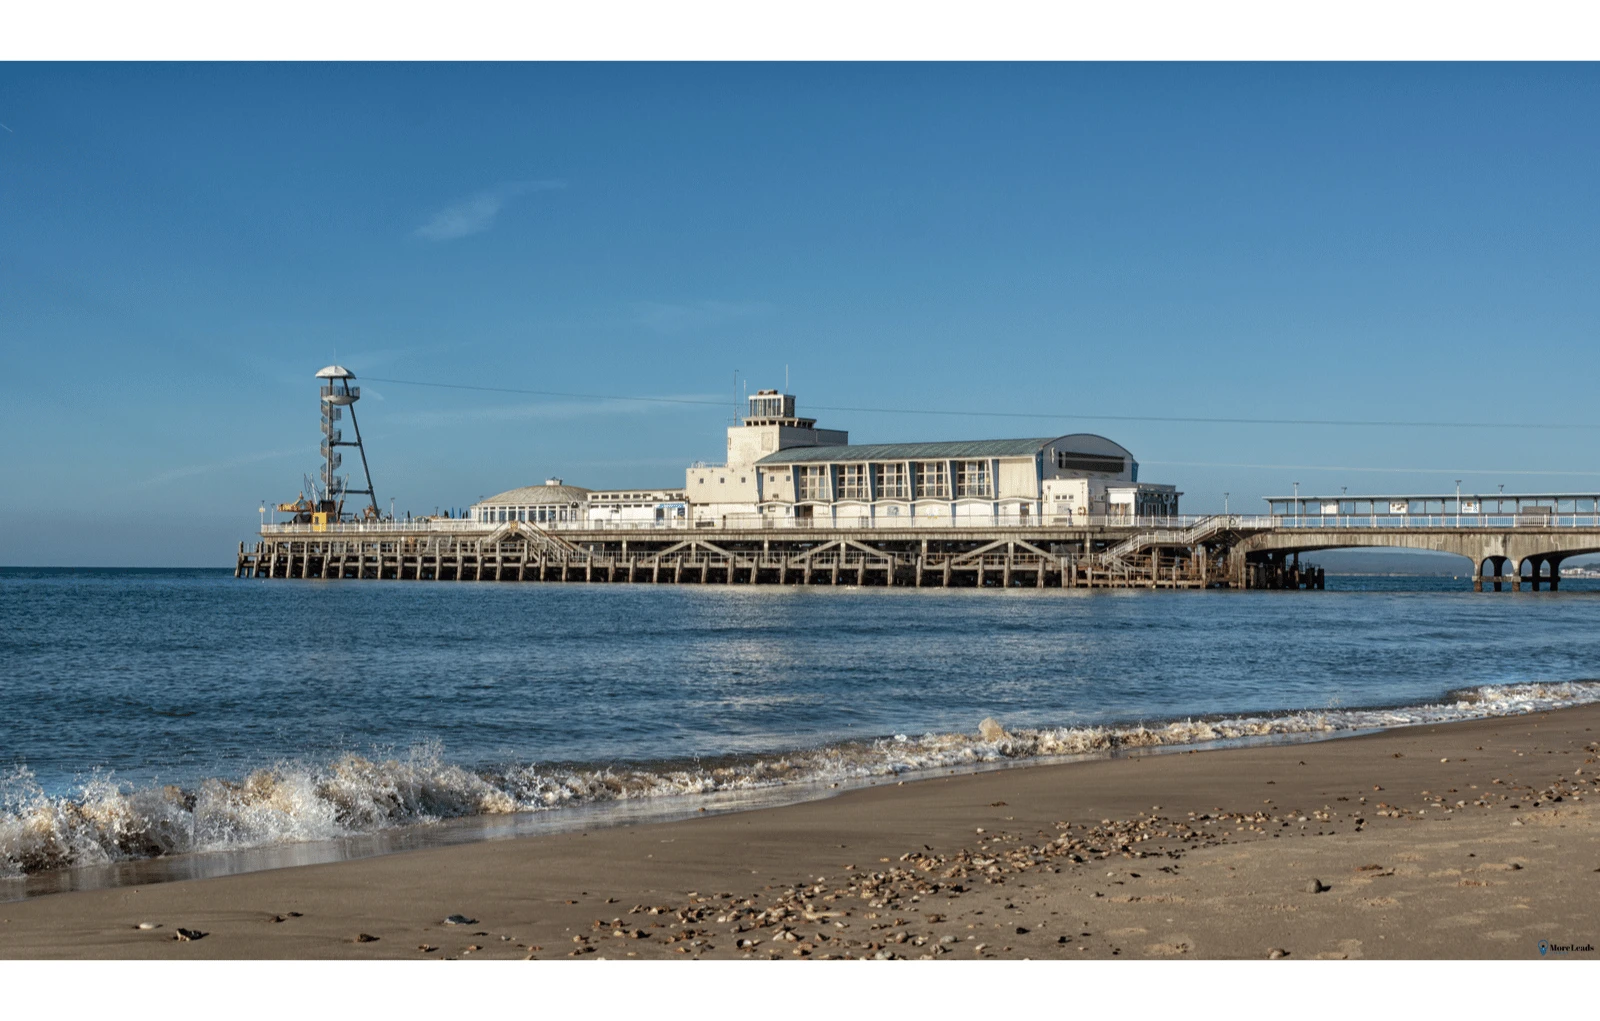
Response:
[478,482,591,505]
[315,365,355,379]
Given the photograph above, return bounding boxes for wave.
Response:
[5,680,1599,878]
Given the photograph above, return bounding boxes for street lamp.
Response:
[1224,492,1230,518]
[259,500,266,528]
[1293,482,1300,526]
[1455,480,1462,527]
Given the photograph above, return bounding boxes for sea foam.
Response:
[4,680,1598,877]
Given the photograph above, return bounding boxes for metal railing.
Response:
[259,510,1600,538]
[263,513,1214,535]
[1272,513,1600,529]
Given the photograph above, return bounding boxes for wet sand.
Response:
[2,704,1598,960]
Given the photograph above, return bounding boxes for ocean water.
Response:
[4,567,1600,885]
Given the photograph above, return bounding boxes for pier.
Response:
[237,522,1235,589]
[239,369,1600,591]
[237,498,1600,591]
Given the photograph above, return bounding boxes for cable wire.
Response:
[362,376,1600,432]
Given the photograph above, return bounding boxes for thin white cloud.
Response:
[414,180,566,241]
[387,395,721,431]
[633,300,772,334]
[135,447,303,489]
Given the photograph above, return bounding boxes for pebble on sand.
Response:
[1268,948,1289,959]
[354,933,380,943]
[1305,879,1327,893]
[444,914,478,925]
[135,922,159,930]
[173,928,207,942]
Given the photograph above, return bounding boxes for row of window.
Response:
[793,461,992,501]
[481,505,578,523]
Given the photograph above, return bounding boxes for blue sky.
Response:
[2,62,1598,565]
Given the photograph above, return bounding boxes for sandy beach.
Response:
[2,704,1597,960]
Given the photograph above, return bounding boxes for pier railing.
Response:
[258,511,1600,538]
[261,513,1242,535]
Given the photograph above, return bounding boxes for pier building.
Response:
[469,391,1182,529]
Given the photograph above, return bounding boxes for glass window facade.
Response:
[914,461,949,499]
[956,460,991,498]
[875,463,908,499]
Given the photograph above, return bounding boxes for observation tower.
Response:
[309,365,378,522]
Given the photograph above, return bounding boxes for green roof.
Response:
[757,438,1057,465]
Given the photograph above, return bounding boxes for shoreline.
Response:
[2,725,1378,904]
[2,703,1597,959]
[7,679,1598,894]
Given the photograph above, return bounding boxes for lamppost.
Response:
[1455,479,1462,527]
[1224,492,1230,518]
[1341,486,1347,527]
[259,500,267,528]
[1293,481,1300,526]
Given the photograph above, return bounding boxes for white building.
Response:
[470,479,590,525]
[686,390,1178,527]
[585,488,688,526]
[465,392,1179,529]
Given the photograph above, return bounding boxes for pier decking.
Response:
[235,519,1312,589]
[237,508,1600,591]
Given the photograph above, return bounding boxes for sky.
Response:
[1,62,1598,566]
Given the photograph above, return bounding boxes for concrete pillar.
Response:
[1529,556,1542,591]
[1472,561,1483,592]
[1550,558,1561,591]
[1511,558,1522,592]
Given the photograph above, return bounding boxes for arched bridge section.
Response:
[1235,492,1600,591]
[1233,527,1600,590]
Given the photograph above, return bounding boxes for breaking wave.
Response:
[5,680,1599,878]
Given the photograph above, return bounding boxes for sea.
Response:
[4,567,1600,895]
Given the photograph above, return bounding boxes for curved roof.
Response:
[315,365,355,379]
[1051,433,1135,460]
[477,483,592,506]
[757,433,1136,466]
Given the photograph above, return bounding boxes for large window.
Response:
[915,461,949,499]
[1056,450,1125,474]
[798,465,831,501]
[956,460,991,498]
[874,463,908,499]
[837,464,868,500]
